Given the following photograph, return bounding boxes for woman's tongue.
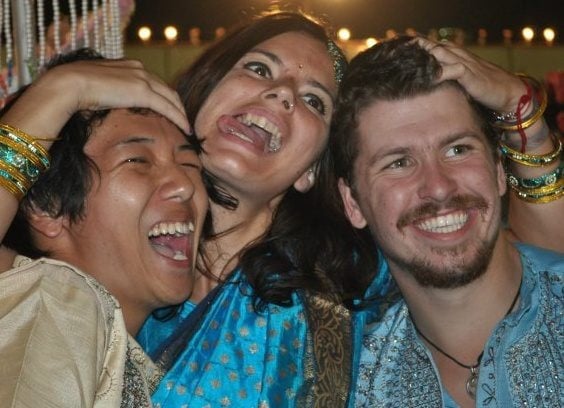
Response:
[219,116,270,152]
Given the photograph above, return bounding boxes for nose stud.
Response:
[283,100,294,110]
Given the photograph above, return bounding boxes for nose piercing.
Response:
[283,100,294,110]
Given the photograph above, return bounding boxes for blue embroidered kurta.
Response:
[354,244,563,407]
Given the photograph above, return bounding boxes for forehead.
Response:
[250,31,337,92]
[85,109,188,154]
[356,86,482,151]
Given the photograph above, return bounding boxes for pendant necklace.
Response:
[411,278,522,399]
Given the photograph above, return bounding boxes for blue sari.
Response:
[138,260,392,407]
[138,269,322,406]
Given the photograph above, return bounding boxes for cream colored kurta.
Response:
[0,256,159,407]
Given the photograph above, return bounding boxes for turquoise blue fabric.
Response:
[138,269,310,407]
[354,244,563,407]
[347,254,395,407]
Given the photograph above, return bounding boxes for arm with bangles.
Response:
[417,37,563,252]
[0,56,190,269]
[501,95,563,252]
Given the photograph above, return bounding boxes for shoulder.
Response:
[0,257,124,406]
[515,243,564,273]
[1,256,119,320]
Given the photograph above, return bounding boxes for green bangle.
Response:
[507,162,563,190]
[499,133,562,167]
[0,143,42,183]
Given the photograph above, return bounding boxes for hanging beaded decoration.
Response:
[0,0,135,104]
[81,0,89,48]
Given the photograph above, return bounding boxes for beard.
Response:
[384,230,498,288]
[382,194,500,289]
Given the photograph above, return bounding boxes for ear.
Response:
[27,208,66,239]
[495,159,507,197]
[338,178,368,229]
[293,167,316,193]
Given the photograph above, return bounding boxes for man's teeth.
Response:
[237,113,281,152]
[148,221,194,237]
[417,212,468,233]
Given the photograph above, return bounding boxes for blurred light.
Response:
[521,27,535,43]
[337,27,351,41]
[188,27,202,46]
[137,26,152,42]
[502,28,513,45]
[405,27,418,37]
[365,37,378,48]
[477,28,487,46]
[164,25,178,42]
[543,27,556,45]
[385,29,397,39]
[215,26,226,39]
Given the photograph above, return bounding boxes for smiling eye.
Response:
[386,157,411,170]
[446,144,472,158]
[181,162,202,172]
[125,157,148,164]
[244,61,272,78]
[302,94,326,115]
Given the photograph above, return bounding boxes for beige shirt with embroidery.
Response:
[0,256,158,407]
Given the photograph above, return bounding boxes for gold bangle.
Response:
[493,75,547,131]
[512,184,563,203]
[499,133,562,167]
[509,178,563,195]
[34,137,62,142]
[0,123,50,160]
[0,137,48,171]
[0,176,24,201]
[0,160,32,190]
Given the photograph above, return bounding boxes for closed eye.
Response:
[181,162,202,172]
[124,157,148,164]
[244,61,272,78]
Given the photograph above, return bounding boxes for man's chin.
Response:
[389,242,496,289]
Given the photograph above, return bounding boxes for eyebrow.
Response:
[116,136,198,152]
[249,48,336,102]
[115,136,154,146]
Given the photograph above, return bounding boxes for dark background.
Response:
[124,0,563,43]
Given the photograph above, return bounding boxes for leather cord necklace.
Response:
[411,278,522,399]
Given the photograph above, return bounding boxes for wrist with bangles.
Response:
[491,74,547,153]
[491,74,563,203]
[0,123,52,201]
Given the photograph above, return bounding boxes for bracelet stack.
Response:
[491,75,562,204]
[500,133,563,203]
[0,123,50,201]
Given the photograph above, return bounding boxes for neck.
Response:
[391,234,522,405]
[121,303,149,336]
[190,198,276,302]
[396,235,522,356]
[0,245,17,272]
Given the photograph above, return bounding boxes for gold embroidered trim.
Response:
[301,290,352,408]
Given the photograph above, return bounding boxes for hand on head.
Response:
[414,37,526,114]
[2,53,190,147]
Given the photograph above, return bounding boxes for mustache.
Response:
[397,195,489,229]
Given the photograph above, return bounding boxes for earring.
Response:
[307,169,315,185]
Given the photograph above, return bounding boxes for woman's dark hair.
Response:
[175,11,368,308]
